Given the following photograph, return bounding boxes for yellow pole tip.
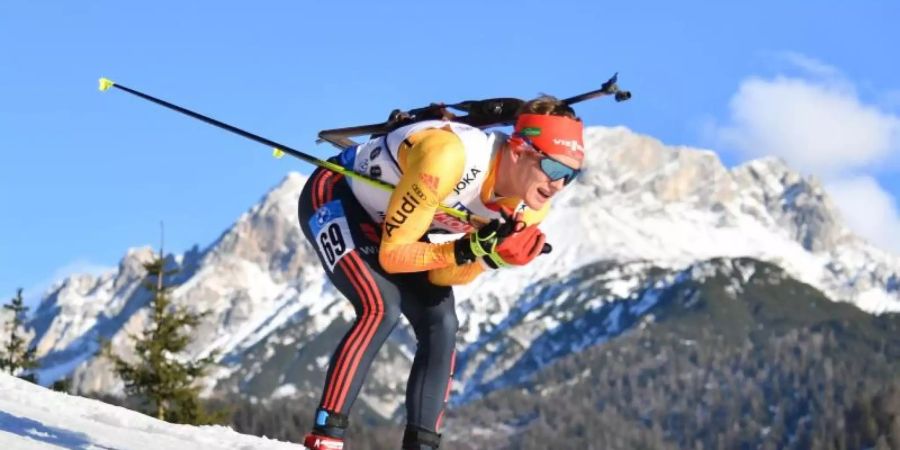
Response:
[272,148,285,159]
[98,78,115,92]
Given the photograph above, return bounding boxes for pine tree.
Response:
[102,249,224,425]
[0,288,39,382]
[51,377,72,393]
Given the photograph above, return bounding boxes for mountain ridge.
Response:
[14,125,899,416]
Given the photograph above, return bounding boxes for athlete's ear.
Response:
[506,138,526,164]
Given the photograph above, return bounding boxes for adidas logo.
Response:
[304,435,345,449]
[419,173,439,192]
[318,439,344,450]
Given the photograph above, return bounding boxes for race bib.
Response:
[309,200,356,272]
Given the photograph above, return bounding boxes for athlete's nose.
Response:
[548,178,566,192]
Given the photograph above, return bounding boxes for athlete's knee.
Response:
[413,306,458,343]
[383,304,403,328]
[359,303,402,331]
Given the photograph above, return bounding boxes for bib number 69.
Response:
[309,201,356,272]
[319,223,347,265]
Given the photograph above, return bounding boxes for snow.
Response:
[854,288,897,314]
[271,383,298,399]
[182,258,292,358]
[0,372,297,450]
[607,275,641,299]
[35,344,97,386]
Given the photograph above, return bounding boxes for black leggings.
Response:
[297,166,458,435]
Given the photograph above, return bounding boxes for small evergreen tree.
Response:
[51,377,72,393]
[102,249,224,425]
[1,288,38,382]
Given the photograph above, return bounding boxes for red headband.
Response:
[510,113,584,163]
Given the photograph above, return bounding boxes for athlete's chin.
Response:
[524,192,549,210]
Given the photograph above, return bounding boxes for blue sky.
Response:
[2,1,899,307]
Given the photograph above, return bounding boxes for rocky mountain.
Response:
[16,125,900,421]
[441,257,900,450]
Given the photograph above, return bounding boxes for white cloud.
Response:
[715,76,900,177]
[825,176,900,253]
[709,52,900,254]
[776,51,842,79]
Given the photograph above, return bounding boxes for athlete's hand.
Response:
[494,223,546,266]
[453,214,552,268]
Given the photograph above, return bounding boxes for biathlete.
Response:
[298,96,584,450]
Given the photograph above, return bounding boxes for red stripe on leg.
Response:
[443,350,456,402]
[310,169,329,210]
[326,173,343,204]
[315,170,335,210]
[331,252,385,411]
[322,255,374,411]
[324,253,380,411]
[436,350,457,431]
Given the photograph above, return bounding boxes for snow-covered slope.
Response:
[0,372,296,450]
[17,125,900,415]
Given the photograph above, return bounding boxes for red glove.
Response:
[495,224,547,266]
[453,213,552,268]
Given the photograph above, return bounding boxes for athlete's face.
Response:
[511,146,582,210]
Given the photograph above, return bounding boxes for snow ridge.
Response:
[0,372,295,449]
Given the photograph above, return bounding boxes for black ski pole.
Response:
[97,77,487,225]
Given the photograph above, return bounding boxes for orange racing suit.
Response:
[297,120,549,446]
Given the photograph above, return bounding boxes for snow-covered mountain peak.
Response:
[115,246,158,283]
[27,248,162,360]
[577,126,737,209]
[573,126,850,254]
[202,172,310,280]
[732,157,848,252]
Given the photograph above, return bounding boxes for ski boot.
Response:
[402,424,441,450]
[302,433,344,450]
[303,409,349,449]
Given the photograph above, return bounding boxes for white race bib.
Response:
[308,200,356,272]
